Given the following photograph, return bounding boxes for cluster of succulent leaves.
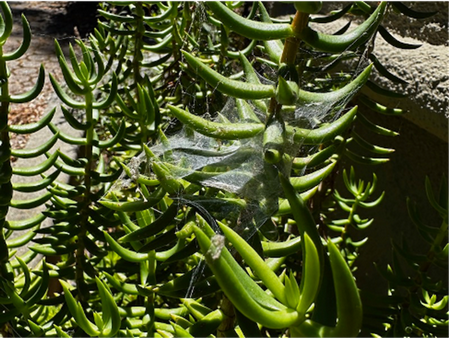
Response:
[0,1,447,338]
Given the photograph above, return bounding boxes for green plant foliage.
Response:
[0,1,446,338]
[0,1,55,330]
[362,176,449,337]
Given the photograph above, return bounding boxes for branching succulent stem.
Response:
[0,49,10,271]
[133,3,145,85]
[264,11,309,163]
[76,91,94,304]
[431,219,448,254]
[217,295,236,337]
[342,198,359,237]
[418,218,448,277]
[268,96,281,117]
[280,11,309,65]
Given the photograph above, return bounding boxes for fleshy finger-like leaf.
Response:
[95,277,121,337]
[10,65,45,103]
[103,231,150,262]
[60,280,100,336]
[206,1,294,40]
[168,104,264,140]
[193,225,299,329]
[3,14,31,60]
[218,221,287,305]
[182,50,276,100]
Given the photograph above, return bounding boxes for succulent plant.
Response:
[0,1,446,338]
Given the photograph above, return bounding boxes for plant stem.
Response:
[0,50,11,273]
[280,11,309,66]
[76,91,94,303]
[217,295,235,337]
[133,3,145,86]
[266,11,310,144]
[271,10,309,117]
[420,218,448,274]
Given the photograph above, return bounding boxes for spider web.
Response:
[106,2,373,299]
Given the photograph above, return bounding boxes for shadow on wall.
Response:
[345,104,449,295]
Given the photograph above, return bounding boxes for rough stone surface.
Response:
[367,38,448,141]
[307,4,449,141]
[382,2,448,47]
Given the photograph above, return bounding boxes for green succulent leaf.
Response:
[297,233,322,316]
[182,50,276,100]
[0,2,13,43]
[8,107,56,134]
[193,225,299,329]
[218,221,287,304]
[9,65,45,104]
[293,240,362,337]
[189,309,225,337]
[279,173,324,265]
[392,2,437,19]
[60,280,100,336]
[290,161,336,192]
[378,25,421,49]
[11,132,59,158]
[103,231,150,262]
[168,104,264,140]
[207,1,294,40]
[3,14,31,60]
[95,277,121,337]
[299,2,387,53]
[288,105,358,145]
